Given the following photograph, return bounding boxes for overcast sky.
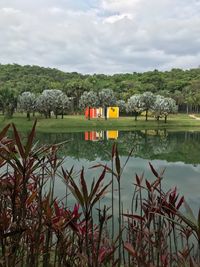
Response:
[0,0,200,74]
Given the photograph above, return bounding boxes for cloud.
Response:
[0,0,200,73]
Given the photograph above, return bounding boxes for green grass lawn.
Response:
[0,113,200,133]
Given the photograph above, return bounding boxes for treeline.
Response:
[0,63,200,113]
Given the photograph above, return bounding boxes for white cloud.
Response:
[101,0,140,13]
[0,0,200,73]
[103,13,133,24]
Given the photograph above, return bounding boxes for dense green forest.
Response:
[0,63,200,113]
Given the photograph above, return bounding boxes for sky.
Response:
[0,0,200,74]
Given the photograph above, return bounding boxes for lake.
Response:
[36,129,200,215]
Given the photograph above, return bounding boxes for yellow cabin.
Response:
[107,107,119,119]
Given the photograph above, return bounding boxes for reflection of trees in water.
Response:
[36,132,115,161]
[36,130,200,163]
[118,129,173,158]
[160,131,200,163]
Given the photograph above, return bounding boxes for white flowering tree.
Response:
[36,89,71,119]
[126,95,144,120]
[99,89,116,120]
[153,95,165,121]
[161,97,177,123]
[140,91,156,121]
[55,93,71,119]
[36,90,53,118]
[153,95,177,122]
[50,90,71,119]
[79,91,99,120]
[36,94,47,118]
[18,91,36,120]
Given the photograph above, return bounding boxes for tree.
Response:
[50,90,71,119]
[18,91,36,120]
[126,95,144,120]
[99,89,116,120]
[79,91,99,120]
[140,91,156,121]
[36,90,53,118]
[153,95,165,121]
[184,80,200,113]
[0,86,18,118]
[36,89,70,119]
[153,95,177,123]
[63,79,92,112]
[162,97,177,123]
[116,100,126,113]
[57,93,71,119]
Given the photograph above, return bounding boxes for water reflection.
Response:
[34,129,200,215]
[36,129,200,164]
[84,131,118,141]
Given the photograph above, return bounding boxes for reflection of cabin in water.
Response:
[85,131,104,141]
[84,131,118,141]
[85,107,119,119]
[106,130,118,139]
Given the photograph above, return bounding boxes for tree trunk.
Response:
[145,110,148,121]
[164,115,167,123]
[134,111,138,121]
[27,112,30,121]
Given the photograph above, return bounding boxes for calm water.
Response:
[36,129,200,214]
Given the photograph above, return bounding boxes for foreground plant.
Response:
[0,122,199,267]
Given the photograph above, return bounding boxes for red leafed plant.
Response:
[0,123,199,267]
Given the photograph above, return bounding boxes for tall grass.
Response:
[0,122,199,266]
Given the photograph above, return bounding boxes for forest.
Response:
[0,63,200,115]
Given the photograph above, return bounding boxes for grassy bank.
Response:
[0,113,200,133]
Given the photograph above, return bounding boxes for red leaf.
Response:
[176,196,184,210]
[124,243,137,257]
[112,143,116,158]
[26,191,37,206]
[123,213,145,221]
[80,167,88,202]
[135,174,140,186]
[12,123,25,158]
[115,146,121,178]
[0,124,10,140]
[149,162,159,178]
[25,119,37,157]
[145,179,152,191]
[54,200,61,217]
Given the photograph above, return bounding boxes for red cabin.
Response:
[85,107,97,119]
